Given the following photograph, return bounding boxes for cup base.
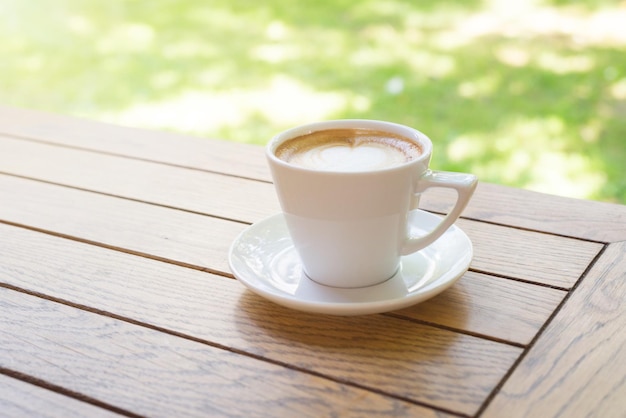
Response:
[303,265,400,289]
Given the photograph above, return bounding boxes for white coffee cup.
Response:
[266,120,477,288]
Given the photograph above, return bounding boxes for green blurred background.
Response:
[1,0,625,203]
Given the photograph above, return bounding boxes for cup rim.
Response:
[266,119,433,174]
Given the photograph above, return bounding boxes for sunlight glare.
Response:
[536,52,595,74]
[355,24,456,77]
[104,75,368,138]
[446,135,485,162]
[495,47,530,67]
[609,78,626,100]
[265,21,289,40]
[580,119,602,143]
[457,75,499,98]
[440,2,626,48]
[526,152,607,199]
[96,23,155,53]
[448,115,606,199]
[252,44,301,63]
[67,15,93,35]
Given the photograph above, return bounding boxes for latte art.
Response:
[275,128,422,172]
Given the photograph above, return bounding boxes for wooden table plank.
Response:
[3,105,625,242]
[0,105,270,181]
[0,174,247,275]
[2,290,442,418]
[482,241,626,418]
[0,135,280,222]
[0,374,121,418]
[458,219,602,289]
[421,183,626,243]
[393,271,565,345]
[0,224,520,416]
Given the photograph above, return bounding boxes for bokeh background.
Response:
[1,0,625,203]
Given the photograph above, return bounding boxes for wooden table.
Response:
[1,106,624,418]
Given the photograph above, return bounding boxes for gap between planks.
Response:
[474,243,610,417]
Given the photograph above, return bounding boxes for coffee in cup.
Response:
[274,128,423,172]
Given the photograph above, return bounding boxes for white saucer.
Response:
[228,211,473,316]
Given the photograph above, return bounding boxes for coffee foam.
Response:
[275,128,422,172]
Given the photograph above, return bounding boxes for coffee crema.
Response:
[275,128,422,172]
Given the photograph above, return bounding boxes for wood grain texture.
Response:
[420,182,626,243]
[0,172,602,289]
[2,105,625,242]
[0,223,520,416]
[482,241,626,418]
[0,374,121,418]
[393,271,565,345]
[0,219,541,344]
[0,105,270,181]
[0,135,281,222]
[1,291,443,418]
[0,174,247,274]
[457,219,602,288]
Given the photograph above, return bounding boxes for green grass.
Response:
[1,0,625,203]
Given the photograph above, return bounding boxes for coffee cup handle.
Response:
[401,170,478,255]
